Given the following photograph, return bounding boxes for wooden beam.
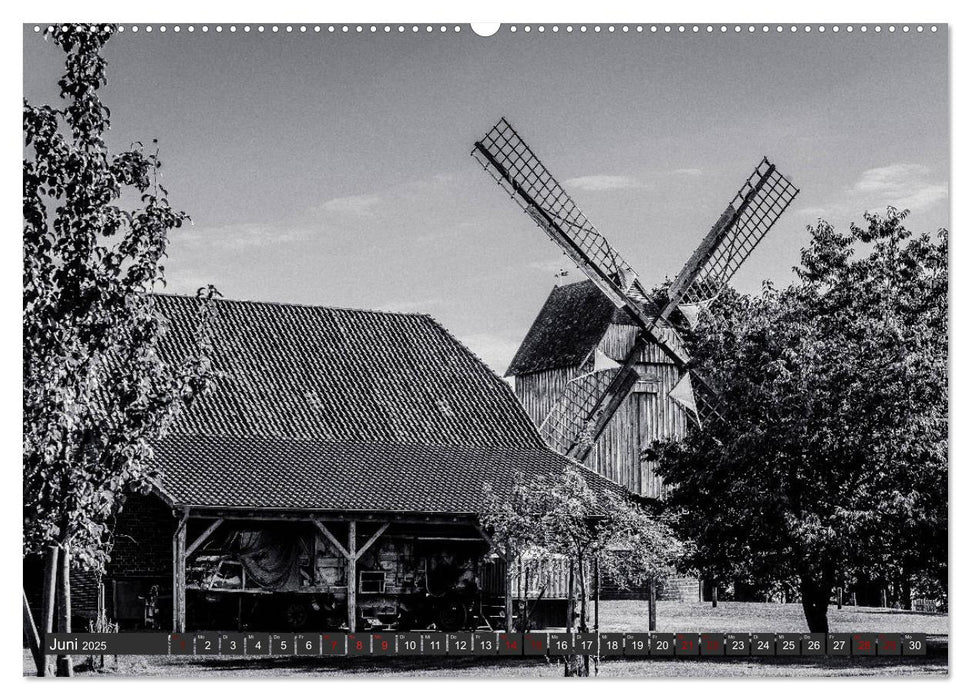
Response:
[173,513,188,633]
[186,518,224,558]
[312,519,350,559]
[354,523,388,560]
[190,510,476,526]
[347,521,357,633]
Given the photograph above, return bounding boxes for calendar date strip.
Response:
[45,631,927,657]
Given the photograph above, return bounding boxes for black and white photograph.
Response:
[19,10,951,682]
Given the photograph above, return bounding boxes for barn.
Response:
[52,294,624,633]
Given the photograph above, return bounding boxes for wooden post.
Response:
[837,587,843,610]
[504,545,514,632]
[648,579,657,632]
[712,585,718,608]
[312,518,387,635]
[880,588,888,609]
[698,578,703,603]
[173,514,187,633]
[347,521,357,633]
[56,546,73,676]
[40,545,58,677]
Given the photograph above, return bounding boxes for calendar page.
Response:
[21,14,949,683]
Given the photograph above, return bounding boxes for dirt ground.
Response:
[24,601,949,678]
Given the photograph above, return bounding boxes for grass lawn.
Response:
[595,600,950,634]
[24,601,948,678]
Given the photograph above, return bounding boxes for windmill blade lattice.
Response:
[539,367,639,455]
[668,158,799,309]
[472,117,799,458]
[473,118,643,310]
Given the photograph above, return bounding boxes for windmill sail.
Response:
[473,118,646,314]
[473,118,691,459]
[539,366,640,455]
[665,158,800,315]
[473,118,795,460]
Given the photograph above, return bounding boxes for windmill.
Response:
[472,117,799,463]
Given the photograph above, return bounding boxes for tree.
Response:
[653,209,947,632]
[481,466,686,676]
[23,24,216,674]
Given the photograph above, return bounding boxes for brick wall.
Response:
[70,569,100,622]
[109,492,177,578]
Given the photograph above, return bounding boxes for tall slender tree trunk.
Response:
[902,573,913,611]
[800,575,831,633]
[563,561,584,677]
[56,545,73,677]
[40,545,58,677]
[648,579,657,632]
[503,545,514,632]
[577,556,590,676]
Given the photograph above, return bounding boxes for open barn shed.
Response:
[69,294,621,633]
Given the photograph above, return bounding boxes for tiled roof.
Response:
[505,281,673,377]
[155,295,542,447]
[154,435,625,513]
[151,295,621,513]
[505,281,617,377]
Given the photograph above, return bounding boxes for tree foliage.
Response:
[23,24,217,573]
[654,209,947,631]
[482,466,686,674]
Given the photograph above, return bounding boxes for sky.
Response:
[23,25,949,373]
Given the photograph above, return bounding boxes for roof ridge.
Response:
[153,292,434,319]
[555,279,597,290]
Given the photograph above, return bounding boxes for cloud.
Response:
[563,174,645,192]
[673,168,703,177]
[176,221,310,249]
[850,164,948,212]
[316,193,382,217]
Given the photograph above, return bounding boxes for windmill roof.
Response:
[152,294,618,512]
[505,280,662,377]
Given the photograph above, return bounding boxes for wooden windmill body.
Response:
[506,281,688,497]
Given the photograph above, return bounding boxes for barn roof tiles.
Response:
[152,294,619,513]
[154,435,623,513]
